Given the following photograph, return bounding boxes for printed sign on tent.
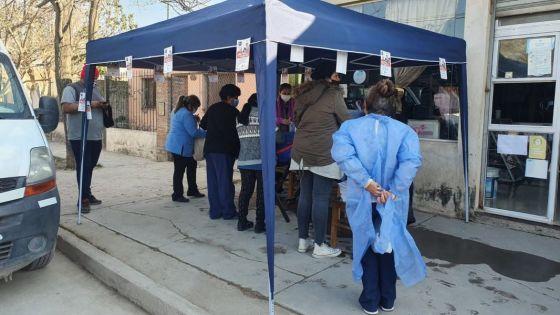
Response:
[380,50,391,77]
[164,46,173,76]
[336,51,348,74]
[290,45,304,63]
[439,58,448,80]
[280,68,289,84]
[237,72,245,83]
[78,92,86,112]
[107,65,120,77]
[125,56,133,79]
[235,38,251,72]
[154,65,165,83]
[86,102,92,120]
[208,66,218,83]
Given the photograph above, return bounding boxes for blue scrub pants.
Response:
[205,153,237,220]
[359,204,397,312]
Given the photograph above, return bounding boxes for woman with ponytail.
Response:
[165,95,206,202]
[332,79,425,314]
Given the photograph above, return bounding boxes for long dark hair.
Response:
[238,93,257,126]
[365,79,397,117]
[174,95,201,113]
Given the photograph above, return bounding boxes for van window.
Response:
[0,53,31,119]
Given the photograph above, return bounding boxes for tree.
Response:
[156,0,212,13]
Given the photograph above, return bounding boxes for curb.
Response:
[57,228,210,315]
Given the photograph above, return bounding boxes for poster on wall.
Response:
[235,38,251,72]
[304,67,312,82]
[497,134,528,156]
[380,50,392,77]
[237,72,245,83]
[125,56,133,79]
[107,65,120,77]
[154,65,165,83]
[439,58,448,80]
[208,66,218,83]
[527,38,554,77]
[163,46,173,76]
[528,135,547,160]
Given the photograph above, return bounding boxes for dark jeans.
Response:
[206,153,236,219]
[238,169,265,224]
[70,140,102,201]
[359,204,397,312]
[297,170,333,245]
[172,154,198,199]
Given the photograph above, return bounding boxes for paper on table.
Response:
[497,134,528,155]
[336,51,348,74]
[290,45,304,63]
[525,158,548,179]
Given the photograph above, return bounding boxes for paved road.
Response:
[0,251,146,315]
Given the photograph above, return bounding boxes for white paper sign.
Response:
[528,50,552,77]
[380,50,391,77]
[235,38,251,72]
[336,51,348,74]
[78,92,86,112]
[86,102,92,120]
[107,65,120,77]
[280,68,289,84]
[125,56,133,79]
[237,72,245,83]
[154,66,165,83]
[163,46,173,75]
[439,58,448,80]
[525,158,548,179]
[208,66,218,83]
[290,45,304,63]
[497,134,528,156]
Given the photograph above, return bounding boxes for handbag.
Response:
[103,104,115,128]
[193,137,205,161]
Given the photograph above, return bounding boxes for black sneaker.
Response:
[172,196,190,203]
[254,222,266,234]
[187,191,205,198]
[237,220,254,231]
[90,195,102,205]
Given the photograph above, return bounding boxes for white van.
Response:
[0,40,60,279]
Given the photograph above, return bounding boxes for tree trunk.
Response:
[88,0,101,41]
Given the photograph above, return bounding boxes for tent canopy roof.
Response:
[86,0,466,71]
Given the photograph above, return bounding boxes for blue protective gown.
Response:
[331,114,426,287]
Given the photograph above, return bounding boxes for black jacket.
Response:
[200,101,240,157]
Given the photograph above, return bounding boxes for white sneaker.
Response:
[363,308,379,314]
[298,238,314,253]
[380,305,394,312]
[312,243,342,258]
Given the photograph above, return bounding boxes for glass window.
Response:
[485,131,553,217]
[491,82,555,126]
[0,53,30,119]
[497,36,555,78]
[399,66,461,141]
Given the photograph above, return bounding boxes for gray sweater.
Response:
[237,106,261,169]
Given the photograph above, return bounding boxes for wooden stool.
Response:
[329,199,351,248]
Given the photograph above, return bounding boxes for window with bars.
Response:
[141,77,156,109]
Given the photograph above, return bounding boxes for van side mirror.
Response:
[35,96,59,133]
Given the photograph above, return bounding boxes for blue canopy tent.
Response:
[79,0,469,312]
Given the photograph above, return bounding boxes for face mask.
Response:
[280,95,291,102]
[231,98,239,107]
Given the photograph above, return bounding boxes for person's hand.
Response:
[376,191,397,204]
[92,101,107,109]
[365,181,383,197]
[281,118,290,125]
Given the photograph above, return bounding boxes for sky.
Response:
[121,0,225,27]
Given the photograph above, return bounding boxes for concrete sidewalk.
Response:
[50,141,560,315]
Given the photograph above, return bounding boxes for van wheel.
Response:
[23,249,55,271]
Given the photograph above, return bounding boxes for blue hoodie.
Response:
[331,114,426,287]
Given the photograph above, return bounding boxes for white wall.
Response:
[106,128,157,160]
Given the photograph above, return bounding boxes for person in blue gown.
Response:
[331,79,426,314]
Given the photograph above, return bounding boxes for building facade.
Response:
[327,0,560,225]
